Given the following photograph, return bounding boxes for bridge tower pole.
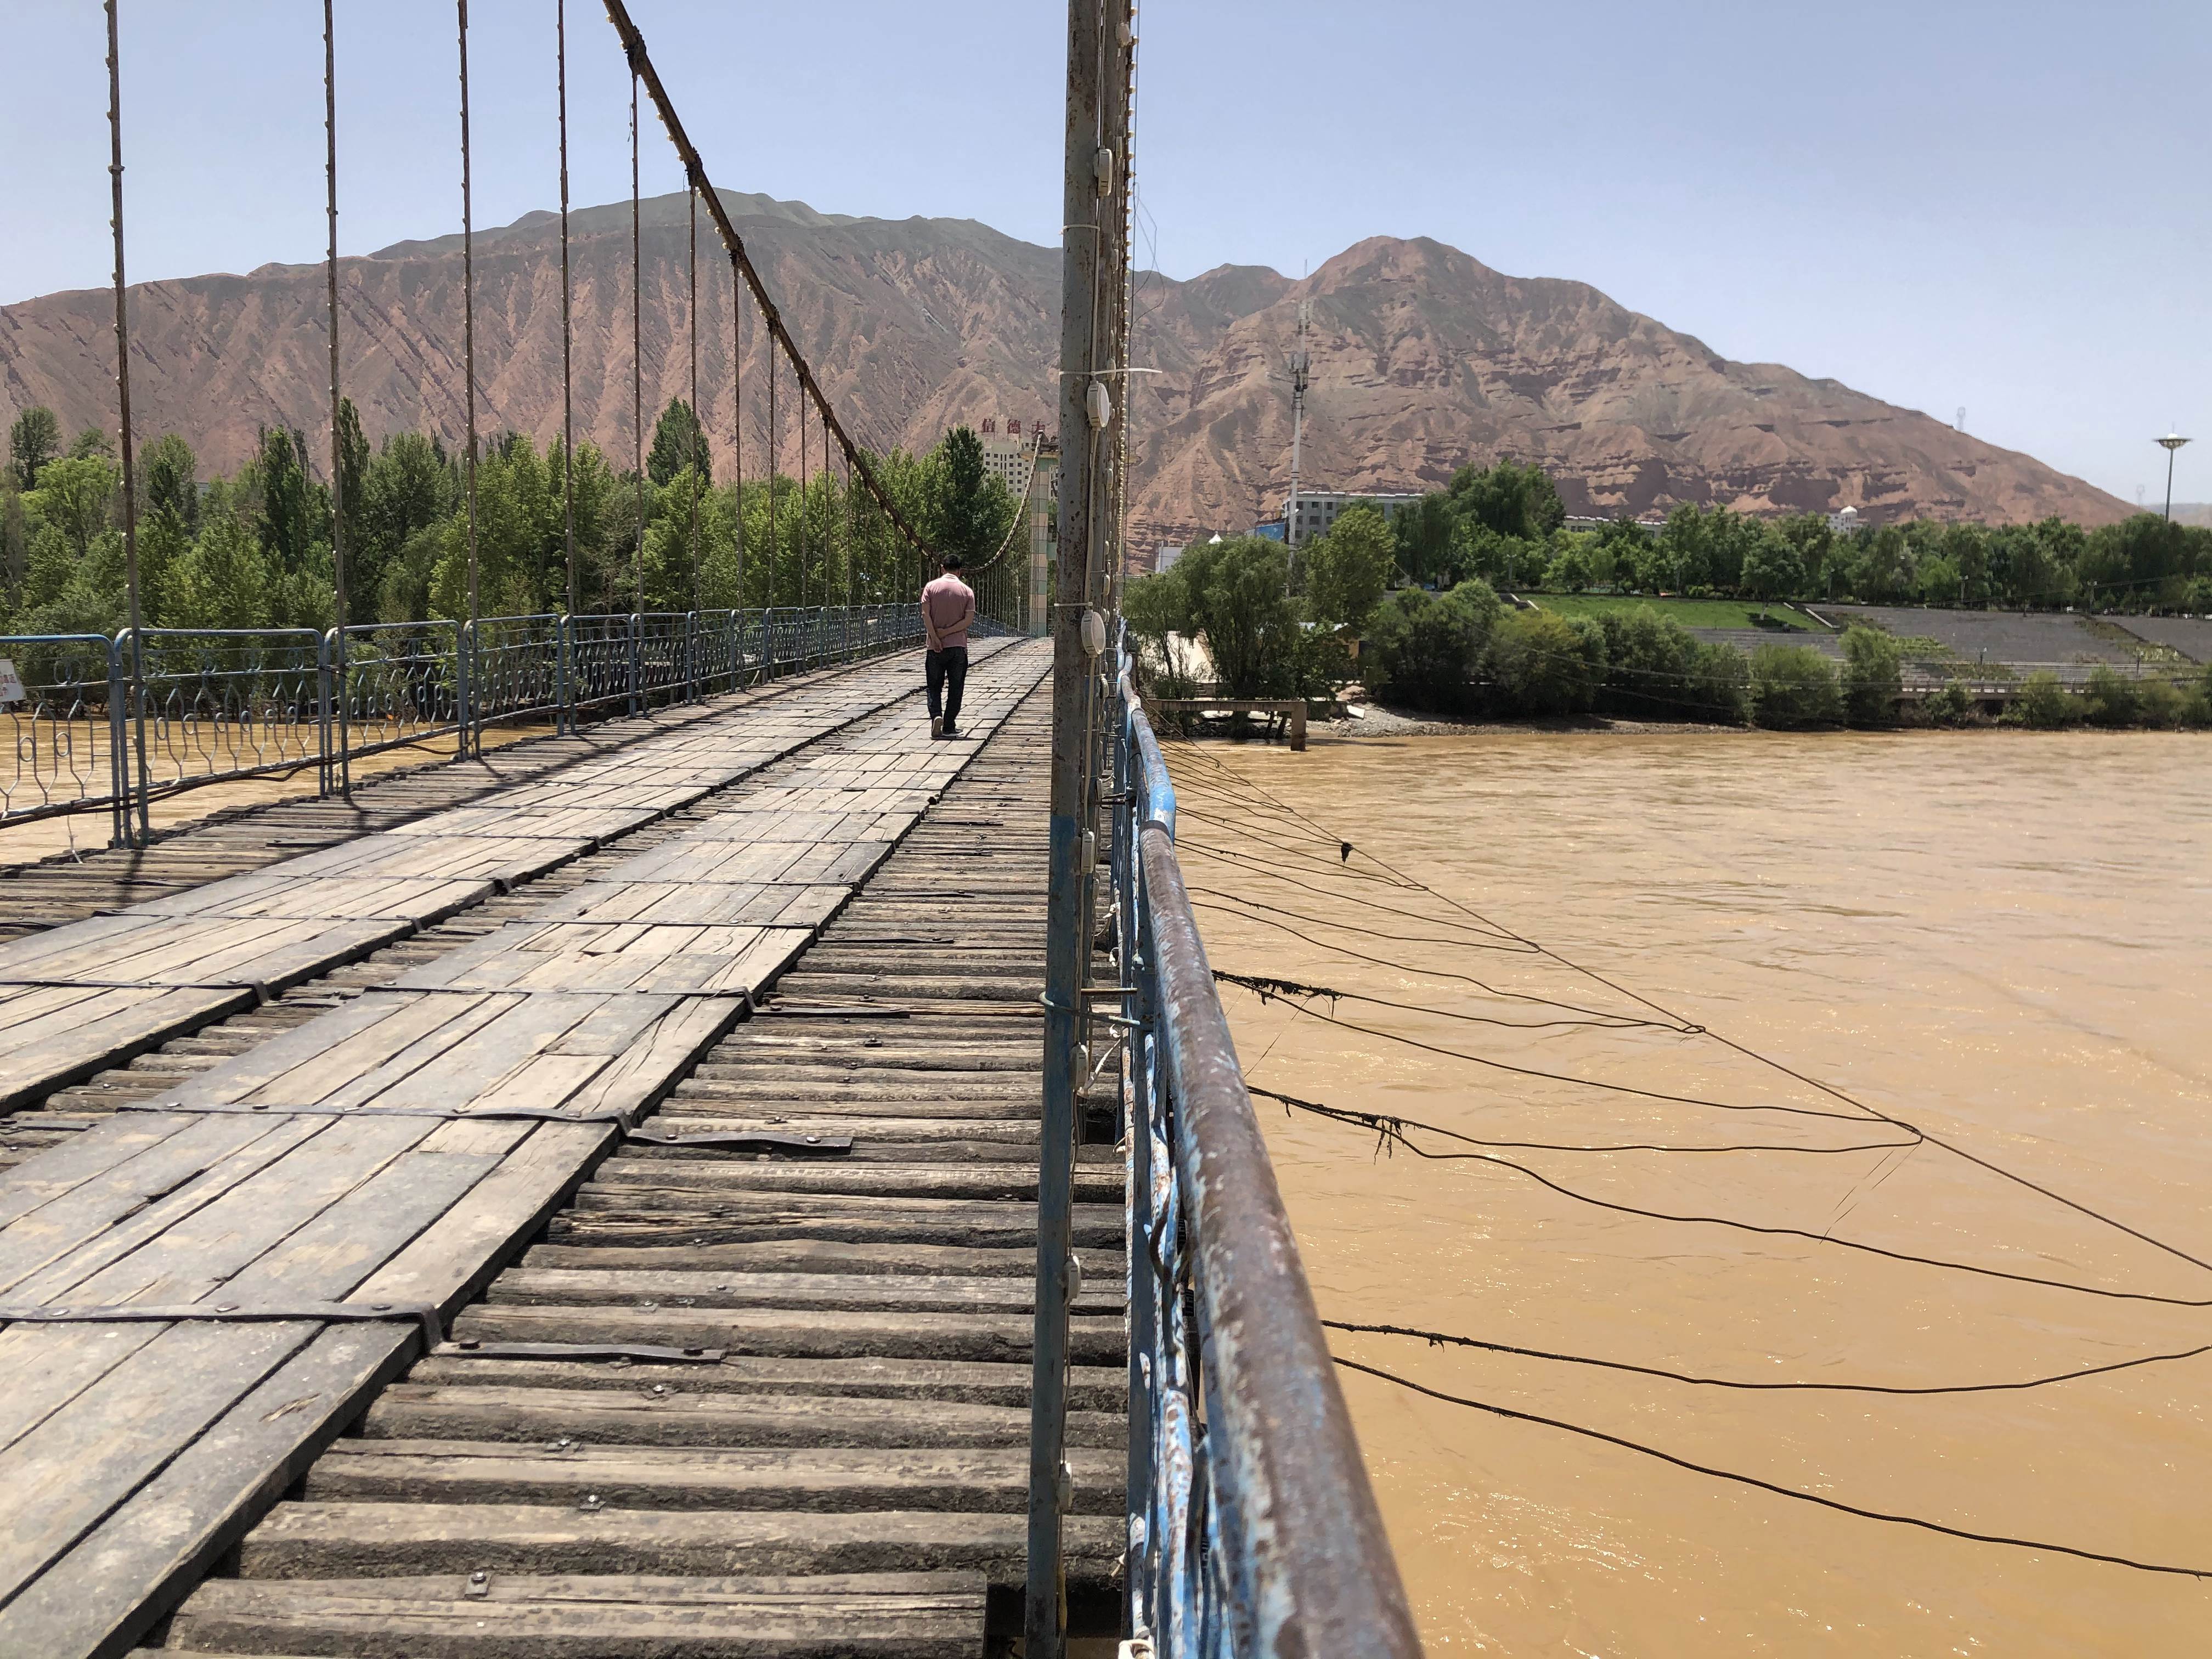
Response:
[1029,2,1135,1653]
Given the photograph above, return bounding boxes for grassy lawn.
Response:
[1527,593,1824,632]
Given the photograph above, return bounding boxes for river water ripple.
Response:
[1167,728,2212,1656]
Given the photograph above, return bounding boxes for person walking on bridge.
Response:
[922,554,975,740]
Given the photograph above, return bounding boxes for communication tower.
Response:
[1287,298,1311,547]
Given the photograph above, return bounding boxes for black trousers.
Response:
[926,646,968,727]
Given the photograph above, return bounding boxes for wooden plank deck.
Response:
[0,660,945,1118]
[0,640,1076,1657]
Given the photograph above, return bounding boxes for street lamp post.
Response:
[2156,432,2191,522]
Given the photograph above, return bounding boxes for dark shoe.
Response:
[941,724,961,740]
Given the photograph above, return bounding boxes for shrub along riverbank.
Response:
[1125,512,2212,732]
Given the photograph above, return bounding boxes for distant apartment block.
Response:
[1281,489,1425,540]
[976,418,1047,498]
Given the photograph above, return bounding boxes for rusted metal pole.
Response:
[458,0,480,757]
[325,0,350,793]
[559,0,576,631]
[104,0,150,847]
[1026,1,1114,1651]
[629,62,644,613]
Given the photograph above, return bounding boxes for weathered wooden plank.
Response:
[403,1353,1127,1409]
[482,1267,1124,1314]
[394,922,814,998]
[357,1383,1127,1450]
[165,1570,988,1658]
[520,1239,1064,1279]
[537,881,844,928]
[0,1111,325,1300]
[235,1502,1122,1585]
[0,986,255,1114]
[448,1302,1127,1365]
[549,1193,1126,1250]
[304,1438,1125,1513]
[126,872,496,922]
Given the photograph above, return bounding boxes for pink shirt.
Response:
[922,573,976,650]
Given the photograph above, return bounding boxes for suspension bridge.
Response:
[0,5,1416,1658]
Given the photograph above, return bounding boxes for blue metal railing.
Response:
[0,603,924,848]
[1113,646,1420,1656]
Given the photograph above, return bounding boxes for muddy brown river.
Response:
[1164,729,2212,1656]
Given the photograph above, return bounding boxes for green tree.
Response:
[924,426,1014,567]
[0,476,25,611]
[1121,567,1203,696]
[1543,533,1596,593]
[2080,665,2140,727]
[1389,493,1455,586]
[1485,608,1605,716]
[647,398,709,488]
[1749,643,1844,728]
[359,432,456,618]
[8,407,60,492]
[2017,670,2075,728]
[1858,525,1909,601]
[1304,503,1395,632]
[1590,606,1747,723]
[1739,530,1802,605]
[1913,554,1962,606]
[167,506,270,630]
[1656,504,1714,592]
[1447,460,1565,542]
[24,454,119,563]
[1172,534,1314,698]
[1361,581,1503,715]
[67,425,115,461]
[1839,625,1901,726]
[252,426,321,575]
[141,433,199,533]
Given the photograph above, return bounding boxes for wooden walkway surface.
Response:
[0,658,923,1125]
[0,637,1111,1657]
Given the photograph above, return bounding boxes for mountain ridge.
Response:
[0,191,2130,549]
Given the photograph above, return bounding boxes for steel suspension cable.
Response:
[766,338,777,603]
[688,183,700,613]
[601,0,936,577]
[558,0,576,628]
[324,0,349,793]
[809,363,818,610]
[457,0,479,754]
[731,245,743,606]
[104,0,149,844]
[629,63,642,612]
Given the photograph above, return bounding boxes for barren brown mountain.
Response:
[0,190,2128,553]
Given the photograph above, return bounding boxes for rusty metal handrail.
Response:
[1114,654,1421,1656]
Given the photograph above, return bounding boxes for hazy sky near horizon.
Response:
[3,1,2205,505]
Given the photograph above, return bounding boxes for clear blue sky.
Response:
[3,1,2205,505]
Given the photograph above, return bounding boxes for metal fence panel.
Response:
[0,605,931,850]
[131,627,326,802]
[0,633,129,840]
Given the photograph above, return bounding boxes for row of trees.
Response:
[1124,499,2212,730]
[1371,459,2212,613]
[0,403,1017,639]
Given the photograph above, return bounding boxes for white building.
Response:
[1280,489,1425,542]
[975,418,1043,498]
[1827,505,1862,537]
